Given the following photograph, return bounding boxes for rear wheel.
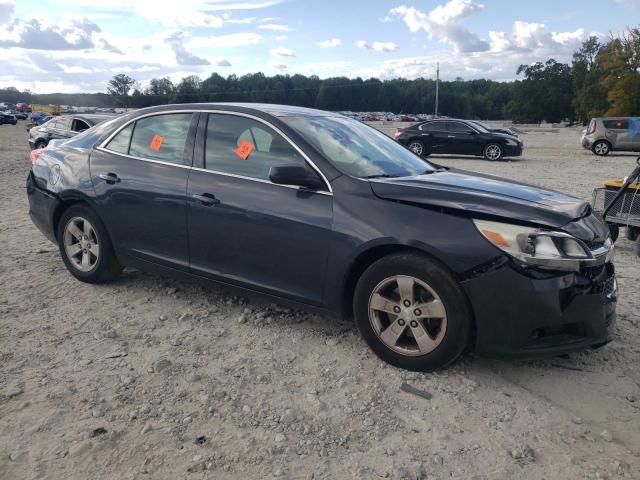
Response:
[408,140,426,157]
[626,226,639,242]
[592,140,611,156]
[353,252,471,371]
[57,205,121,283]
[34,139,47,149]
[483,143,503,161]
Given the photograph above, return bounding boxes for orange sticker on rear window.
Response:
[235,140,254,160]
[149,134,164,152]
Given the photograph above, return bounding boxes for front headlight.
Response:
[473,219,610,271]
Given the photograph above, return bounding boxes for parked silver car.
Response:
[581,117,640,156]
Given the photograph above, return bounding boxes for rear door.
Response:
[91,112,197,270]
[420,120,451,153]
[604,119,633,151]
[186,112,333,304]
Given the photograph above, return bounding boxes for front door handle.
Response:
[447,135,456,138]
[192,193,220,206]
[99,173,120,184]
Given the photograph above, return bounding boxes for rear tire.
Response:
[407,140,426,157]
[626,226,639,242]
[353,252,471,371]
[34,139,47,149]
[57,204,122,284]
[483,143,503,161]
[592,140,611,156]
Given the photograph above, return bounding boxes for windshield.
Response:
[282,115,436,178]
[469,121,490,133]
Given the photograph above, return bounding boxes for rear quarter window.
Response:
[603,119,629,130]
[127,113,193,164]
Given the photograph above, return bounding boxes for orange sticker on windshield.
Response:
[149,134,164,152]
[235,140,254,160]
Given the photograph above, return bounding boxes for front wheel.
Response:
[353,252,471,371]
[57,204,122,283]
[483,143,503,161]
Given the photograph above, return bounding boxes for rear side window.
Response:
[603,119,629,130]
[72,119,90,132]
[106,123,134,154]
[105,113,193,164]
[204,113,306,181]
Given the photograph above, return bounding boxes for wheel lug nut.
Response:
[410,320,418,328]
[398,319,405,326]
[403,300,411,307]
[414,309,421,316]
[393,306,401,314]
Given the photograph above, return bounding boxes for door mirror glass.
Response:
[269,165,324,190]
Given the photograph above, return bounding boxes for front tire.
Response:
[353,252,471,371]
[57,204,122,283]
[483,143,503,161]
[592,140,611,156]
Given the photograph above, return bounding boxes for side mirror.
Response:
[269,165,325,190]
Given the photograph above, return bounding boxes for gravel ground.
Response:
[1,120,639,479]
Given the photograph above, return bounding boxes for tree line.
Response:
[1,28,638,124]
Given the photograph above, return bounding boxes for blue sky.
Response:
[0,0,637,93]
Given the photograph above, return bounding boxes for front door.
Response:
[91,112,197,270]
[187,112,333,305]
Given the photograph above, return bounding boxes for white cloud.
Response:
[187,32,264,49]
[165,31,209,65]
[267,59,288,71]
[357,40,399,52]
[318,38,341,48]
[275,35,288,41]
[0,0,14,23]
[258,23,293,31]
[389,1,489,53]
[270,46,295,57]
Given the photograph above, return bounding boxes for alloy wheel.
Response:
[63,216,100,272]
[368,275,447,356]
[485,144,502,160]
[594,142,609,155]
[409,142,424,156]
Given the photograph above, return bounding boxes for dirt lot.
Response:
[1,120,639,480]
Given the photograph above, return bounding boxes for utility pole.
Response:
[435,62,439,117]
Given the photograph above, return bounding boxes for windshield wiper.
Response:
[362,174,401,179]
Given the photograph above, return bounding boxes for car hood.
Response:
[369,169,590,229]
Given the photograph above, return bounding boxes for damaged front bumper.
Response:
[461,257,616,359]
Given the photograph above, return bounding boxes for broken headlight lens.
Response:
[472,219,603,271]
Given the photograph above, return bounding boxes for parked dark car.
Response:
[13,112,28,120]
[0,113,18,125]
[395,118,523,161]
[28,114,114,149]
[468,120,519,138]
[30,111,49,123]
[26,104,616,371]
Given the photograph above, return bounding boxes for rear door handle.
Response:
[447,135,456,138]
[192,193,220,206]
[99,173,120,184]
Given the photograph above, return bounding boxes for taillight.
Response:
[587,119,596,134]
[29,148,44,169]
[394,128,405,139]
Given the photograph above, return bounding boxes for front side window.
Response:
[205,114,308,181]
[449,122,475,133]
[283,115,435,178]
[72,119,90,132]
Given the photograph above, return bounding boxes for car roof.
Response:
[128,103,341,118]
